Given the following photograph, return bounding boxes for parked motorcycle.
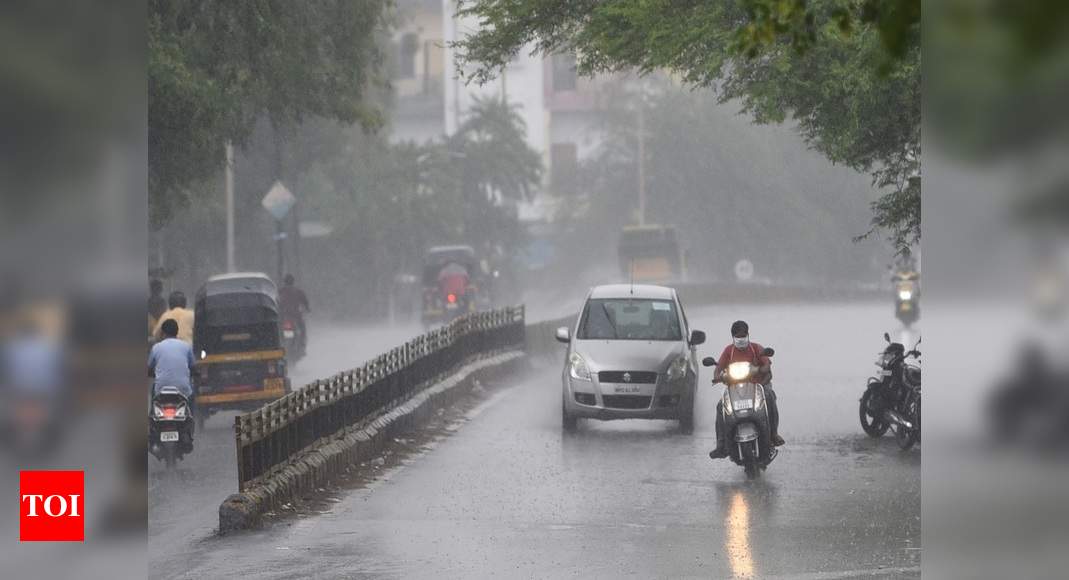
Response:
[860,333,921,450]
[702,348,778,479]
[149,386,194,469]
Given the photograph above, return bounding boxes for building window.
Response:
[396,32,419,79]
[552,52,577,92]
[551,142,578,194]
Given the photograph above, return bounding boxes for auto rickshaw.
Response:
[420,245,481,327]
[192,273,289,429]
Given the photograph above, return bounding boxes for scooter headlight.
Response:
[568,352,591,381]
[727,361,752,382]
[666,356,688,381]
[898,290,913,301]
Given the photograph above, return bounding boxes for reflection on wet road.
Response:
[151,303,920,579]
[726,491,755,579]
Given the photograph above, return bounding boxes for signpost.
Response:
[734,258,754,282]
[261,181,296,282]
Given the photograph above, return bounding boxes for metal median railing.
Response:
[234,306,525,491]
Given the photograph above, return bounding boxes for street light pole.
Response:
[225,141,235,272]
[637,103,646,226]
[275,220,285,282]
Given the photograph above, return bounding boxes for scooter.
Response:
[149,386,194,469]
[702,349,777,479]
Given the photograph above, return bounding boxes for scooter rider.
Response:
[278,274,310,349]
[148,318,196,432]
[709,320,784,459]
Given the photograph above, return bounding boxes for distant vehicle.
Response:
[280,315,305,364]
[192,273,289,429]
[421,245,481,327]
[892,270,920,327]
[618,224,684,284]
[702,348,778,478]
[556,284,705,434]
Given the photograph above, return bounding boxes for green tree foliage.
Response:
[148,0,389,228]
[454,0,920,251]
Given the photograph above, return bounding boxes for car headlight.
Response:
[722,391,733,415]
[666,356,688,381]
[568,352,591,380]
[727,361,752,381]
[898,290,913,301]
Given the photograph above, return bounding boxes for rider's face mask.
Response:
[733,335,749,349]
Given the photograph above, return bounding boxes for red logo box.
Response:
[19,470,84,542]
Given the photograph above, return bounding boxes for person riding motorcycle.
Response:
[437,262,470,303]
[148,318,196,421]
[278,274,310,349]
[151,291,194,344]
[709,320,784,459]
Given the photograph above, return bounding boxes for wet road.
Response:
[151,303,920,579]
[148,321,423,570]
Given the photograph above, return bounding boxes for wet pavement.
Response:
[148,321,423,572]
[150,303,920,579]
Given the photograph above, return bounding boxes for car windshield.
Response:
[577,298,682,341]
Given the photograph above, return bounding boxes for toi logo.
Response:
[19,470,84,542]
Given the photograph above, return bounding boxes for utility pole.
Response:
[225,141,235,272]
[275,220,285,282]
[637,103,646,226]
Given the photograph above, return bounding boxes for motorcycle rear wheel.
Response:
[163,443,177,469]
[860,389,890,437]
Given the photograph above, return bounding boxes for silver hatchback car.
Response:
[556,284,705,433]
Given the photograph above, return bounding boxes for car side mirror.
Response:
[689,330,706,346]
[701,357,717,367]
[883,332,891,343]
[762,347,775,357]
[555,326,570,343]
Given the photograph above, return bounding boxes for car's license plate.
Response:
[283,330,295,338]
[614,385,640,394]
[734,400,754,411]
[160,431,179,442]
[446,303,458,310]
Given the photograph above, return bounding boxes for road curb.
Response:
[218,350,525,534]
